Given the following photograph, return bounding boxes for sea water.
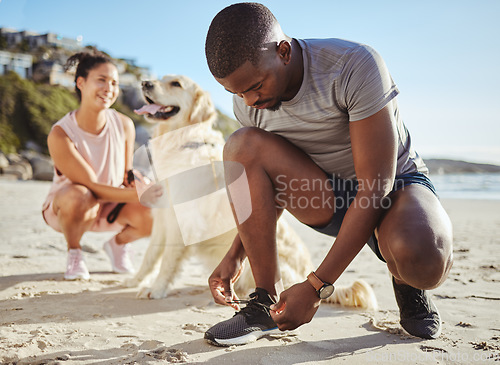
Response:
[429,173,500,200]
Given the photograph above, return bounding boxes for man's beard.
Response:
[265,100,282,112]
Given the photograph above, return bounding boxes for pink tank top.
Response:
[42,109,126,209]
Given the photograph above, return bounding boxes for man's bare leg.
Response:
[224,127,335,297]
[377,184,453,289]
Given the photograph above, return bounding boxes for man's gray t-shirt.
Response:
[233,38,427,180]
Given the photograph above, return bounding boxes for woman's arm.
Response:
[47,125,139,203]
[120,112,136,183]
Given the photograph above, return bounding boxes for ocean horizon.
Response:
[2,171,500,201]
[429,172,500,200]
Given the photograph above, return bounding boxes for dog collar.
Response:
[181,141,217,150]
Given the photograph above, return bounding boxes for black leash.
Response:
[106,170,136,224]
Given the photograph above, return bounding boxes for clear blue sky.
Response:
[1,0,499,164]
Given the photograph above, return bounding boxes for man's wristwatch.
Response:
[307,271,335,299]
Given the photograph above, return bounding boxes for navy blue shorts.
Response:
[308,172,437,263]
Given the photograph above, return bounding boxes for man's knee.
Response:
[224,127,269,162]
[389,229,453,289]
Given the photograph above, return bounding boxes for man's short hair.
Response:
[205,2,278,79]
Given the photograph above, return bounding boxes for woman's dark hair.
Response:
[64,49,115,101]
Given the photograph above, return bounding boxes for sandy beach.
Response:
[0,179,499,364]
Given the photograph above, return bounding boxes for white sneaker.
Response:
[64,249,90,280]
[103,237,135,274]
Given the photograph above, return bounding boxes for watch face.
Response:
[319,284,334,299]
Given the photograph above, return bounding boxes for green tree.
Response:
[17,39,30,52]
[0,35,7,50]
[0,71,79,154]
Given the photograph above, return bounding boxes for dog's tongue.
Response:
[134,104,162,115]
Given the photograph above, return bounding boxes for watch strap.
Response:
[307,271,326,292]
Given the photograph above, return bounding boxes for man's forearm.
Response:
[228,233,247,262]
[314,191,386,284]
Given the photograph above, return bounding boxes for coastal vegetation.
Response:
[0,71,149,154]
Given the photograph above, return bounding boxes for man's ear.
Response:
[277,40,292,65]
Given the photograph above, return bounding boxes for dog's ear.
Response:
[189,85,217,125]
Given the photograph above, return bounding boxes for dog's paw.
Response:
[140,184,165,208]
[123,277,141,288]
[137,286,168,299]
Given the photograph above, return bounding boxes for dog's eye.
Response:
[170,81,182,88]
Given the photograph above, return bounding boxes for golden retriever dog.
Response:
[127,74,377,310]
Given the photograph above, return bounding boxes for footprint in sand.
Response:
[126,341,189,363]
[182,323,211,334]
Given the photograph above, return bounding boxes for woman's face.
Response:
[77,62,119,110]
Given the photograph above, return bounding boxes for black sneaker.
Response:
[204,288,280,346]
[392,277,442,339]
